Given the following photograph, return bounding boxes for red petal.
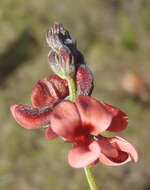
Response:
[110,136,138,162]
[31,80,57,107]
[10,104,52,129]
[98,136,119,158]
[48,74,68,98]
[45,127,57,140]
[68,141,101,168]
[98,152,130,166]
[50,101,82,141]
[97,136,138,166]
[102,103,128,132]
[76,65,94,96]
[76,96,112,134]
[31,74,68,107]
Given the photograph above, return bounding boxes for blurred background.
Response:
[0,0,150,189]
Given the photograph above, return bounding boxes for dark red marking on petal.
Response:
[110,136,138,162]
[98,151,130,166]
[97,135,138,166]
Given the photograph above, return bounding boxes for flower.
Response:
[10,23,138,170]
[49,95,138,168]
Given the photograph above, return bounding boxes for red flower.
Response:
[49,95,138,168]
[10,23,138,169]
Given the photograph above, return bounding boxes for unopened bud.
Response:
[76,64,94,95]
[46,23,75,50]
[48,48,75,79]
[46,23,76,78]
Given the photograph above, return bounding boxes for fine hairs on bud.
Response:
[46,23,76,78]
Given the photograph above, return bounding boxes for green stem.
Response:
[67,75,77,102]
[84,167,99,190]
[67,76,99,190]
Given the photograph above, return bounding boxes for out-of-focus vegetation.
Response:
[0,0,150,189]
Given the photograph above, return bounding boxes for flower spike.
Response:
[10,23,138,173]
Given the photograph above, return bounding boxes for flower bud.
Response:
[48,48,75,79]
[46,23,76,78]
[76,64,94,96]
[46,23,75,52]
